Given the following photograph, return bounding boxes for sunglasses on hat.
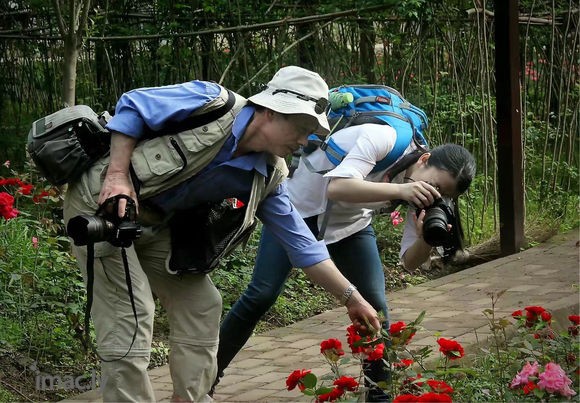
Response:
[272,88,329,114]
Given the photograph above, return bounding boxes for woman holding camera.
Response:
[215,123,476,401]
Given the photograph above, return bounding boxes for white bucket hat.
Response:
[248,66,330,136]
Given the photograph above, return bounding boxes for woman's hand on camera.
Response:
[414,208,426,239]
[399,181,440,209]
[413,209,453,242]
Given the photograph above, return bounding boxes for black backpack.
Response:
[27,91,236,186]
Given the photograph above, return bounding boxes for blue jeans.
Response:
[217,216,389,375]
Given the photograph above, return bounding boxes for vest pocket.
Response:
[131,136,185,186]
[178,121,226,150]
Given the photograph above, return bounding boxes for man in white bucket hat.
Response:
[63,65,380,402]
[248,65,331,136]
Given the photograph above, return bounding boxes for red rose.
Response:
[320,338,344,361]
[346,325,365,354]
[569,315,580,325]
[320,338,343,353]
[394,359,414,368]
[540,311,552,323]
[346,325,383,358]
[417,392,452,402]
[316,387,344,402]
[0,178,23,187]
[0,191,19,220]
[18,183,34,195]
[512,310,524,318]
[286,369,311,391]
[390,321,407,335]
[427,379,454,394]
[365,342,385,361]
[33,190,51,203]
[524,307,545,327]
[525,306,546,315]
[523,381,537,395]
[437,338,465,360]
[389,321,416,344]
[394,395,420,402]
[0,191,14,207]
[334,376,358,391]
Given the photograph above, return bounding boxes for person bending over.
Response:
[64,66,381,402]
[216,122,476,401]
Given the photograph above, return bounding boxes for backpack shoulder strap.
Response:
[145,86,237,136]
[371,126,414,173]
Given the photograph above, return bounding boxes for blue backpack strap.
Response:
[371,128,414,173]
[315,128,412,173]
[322,137,347,166]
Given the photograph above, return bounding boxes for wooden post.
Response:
[495,0,525,255]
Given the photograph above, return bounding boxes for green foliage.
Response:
[0,184,87,368]
[0,388,18,403]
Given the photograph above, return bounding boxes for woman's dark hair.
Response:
[426,144,476,194]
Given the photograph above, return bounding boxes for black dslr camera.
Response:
[417,198,458,248]
[67,195,142,248]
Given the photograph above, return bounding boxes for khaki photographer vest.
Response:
[130,85,248,199]
[79,85,288,235]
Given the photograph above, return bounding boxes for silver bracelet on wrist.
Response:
[339,284,357,305]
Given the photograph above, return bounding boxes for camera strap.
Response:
[84,243,139,362]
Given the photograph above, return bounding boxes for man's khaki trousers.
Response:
[64,180,222,402]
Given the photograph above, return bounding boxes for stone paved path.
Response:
[63,229,579,402]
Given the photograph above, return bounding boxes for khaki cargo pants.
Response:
[64,177,221,402]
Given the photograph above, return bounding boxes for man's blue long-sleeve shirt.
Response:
[105,81,329,268]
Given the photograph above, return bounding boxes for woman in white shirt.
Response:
[216,123,476,401]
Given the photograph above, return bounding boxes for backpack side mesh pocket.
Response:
[27,105,111,186]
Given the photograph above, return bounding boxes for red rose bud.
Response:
[512,310,523,318]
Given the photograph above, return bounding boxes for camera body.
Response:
[67,195,142,247]
[417,198,457,248]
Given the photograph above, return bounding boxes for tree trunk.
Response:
[51,0,92,107]
[359,18,376,83]
[62,37,79,106]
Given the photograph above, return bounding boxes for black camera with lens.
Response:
[417,198,458,248]
[67,195,142,248]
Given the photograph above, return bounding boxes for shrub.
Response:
[285,292,579,402]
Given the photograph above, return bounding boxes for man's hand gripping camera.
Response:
[67,195,142,247]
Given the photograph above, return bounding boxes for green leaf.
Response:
[315,386,334,394]
[499,318,511,328]
[410,311,426,326]
[302,372,317,388]
[533,387,545,398]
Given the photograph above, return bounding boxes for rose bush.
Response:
[286,297,579,402]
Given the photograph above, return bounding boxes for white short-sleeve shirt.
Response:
[287,123,418,257]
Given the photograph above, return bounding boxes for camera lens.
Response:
[422,207,450,247]
[67,215,115,246]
